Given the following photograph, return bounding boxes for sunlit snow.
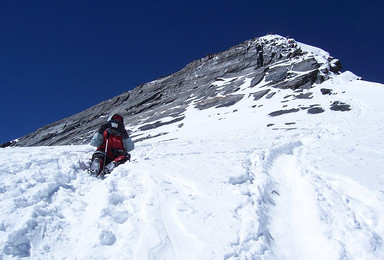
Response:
[1,71,384,259]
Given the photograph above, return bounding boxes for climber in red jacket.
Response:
[89,114,134,177]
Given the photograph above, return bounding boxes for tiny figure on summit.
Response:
[89,114,134,177]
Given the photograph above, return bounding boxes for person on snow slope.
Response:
[89,114,134,176]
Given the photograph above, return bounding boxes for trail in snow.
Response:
[226,139,384,259]
[267,142,384,259]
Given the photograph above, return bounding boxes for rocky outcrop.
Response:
[9,35,343,147]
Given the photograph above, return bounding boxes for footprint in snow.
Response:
[99,230,116,246]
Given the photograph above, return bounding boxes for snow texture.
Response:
[1,49,384,259]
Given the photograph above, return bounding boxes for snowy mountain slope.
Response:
[1,70,384,259]
[7,35,342,147]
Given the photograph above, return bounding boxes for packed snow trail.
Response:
[267,143,384,259]
[1,76,384,259]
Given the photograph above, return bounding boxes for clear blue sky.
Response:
[1,0,383,144]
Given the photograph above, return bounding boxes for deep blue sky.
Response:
[1,0,383,144]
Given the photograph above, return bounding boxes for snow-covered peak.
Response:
[1,35,384,259]
[297,41,331,60]
[297,41,344,77]
[6,34,348,148]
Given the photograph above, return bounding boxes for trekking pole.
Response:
[103,132,109,171]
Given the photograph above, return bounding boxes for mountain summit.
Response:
[10,35,345,147]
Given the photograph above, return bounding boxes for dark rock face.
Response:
[269,108,301,117]
[138,117,185,131]
[0,141,16,148]
[321,88,333,95]
[251,90,270,101]
[9,35,344,147]
[194,94,245,110]
[330,101,351,111]
[307,107,325,114]
[294,93,313,99]
[330,59,342,73]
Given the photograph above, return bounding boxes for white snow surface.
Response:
[1,73,384,259]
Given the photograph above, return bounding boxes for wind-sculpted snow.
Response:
[1,74,384,259]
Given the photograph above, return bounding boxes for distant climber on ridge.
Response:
[89,114,134,177]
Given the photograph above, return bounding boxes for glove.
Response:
[98,122,110,134]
